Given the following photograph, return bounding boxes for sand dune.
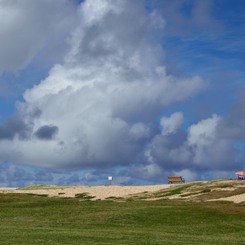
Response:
[0,185,170,200]
[1,181,245,203]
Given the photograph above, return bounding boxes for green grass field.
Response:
[0,192,245,244]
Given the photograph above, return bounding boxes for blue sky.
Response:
[0,0,245,187]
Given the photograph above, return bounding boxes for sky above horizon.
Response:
[0,0,245,187]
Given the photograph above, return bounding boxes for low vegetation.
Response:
[0,180,244,244]
[18,185,70,190]
[75,192,95,200]
[130,180,245,202]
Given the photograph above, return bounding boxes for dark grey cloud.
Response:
[0,116,29,140]
[34,125,58,140]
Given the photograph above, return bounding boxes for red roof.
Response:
[235,171,245,176]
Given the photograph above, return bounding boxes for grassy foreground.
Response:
[0,193,245,245]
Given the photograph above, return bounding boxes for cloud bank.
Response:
[0,0,244,185]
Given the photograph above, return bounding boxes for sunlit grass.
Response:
[0,192,245,244]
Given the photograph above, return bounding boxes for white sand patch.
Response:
[210,193,245,203]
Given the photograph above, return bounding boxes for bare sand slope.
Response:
[0,185,170,200]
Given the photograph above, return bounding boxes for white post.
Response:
[108,176,113,185]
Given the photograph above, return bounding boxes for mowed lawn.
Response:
[0,193,245,245]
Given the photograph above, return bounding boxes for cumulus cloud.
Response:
[0,0,206,174]
[187,115,220,150]
[147,113,239,176]
[160,112,184,135]
[187,114,231,167]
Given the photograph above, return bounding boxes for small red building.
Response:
[235,171,245,180]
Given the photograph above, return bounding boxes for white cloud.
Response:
[81,0,124,26]
[187,114,220,147]
[160,112,184,135]
[186,114,234,167]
